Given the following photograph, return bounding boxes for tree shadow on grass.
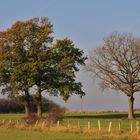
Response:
[65,113,140,119]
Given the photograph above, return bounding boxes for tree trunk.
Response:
[128,96,135,119]
[25,101,30,118]
[37,91,42,118]
[37,101,42,118]
[24,91,30,118]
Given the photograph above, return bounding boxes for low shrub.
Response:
[47,106,65,123]
[23,113,39,125]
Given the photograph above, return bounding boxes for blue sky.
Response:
[1,0,140,111]
[2,0,140,51]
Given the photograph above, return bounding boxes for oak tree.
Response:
[31,38,86,117]
[86,32,140,119]
[0,17,87,117]
[0,17,53,117]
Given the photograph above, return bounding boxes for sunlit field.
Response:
[0,112,140,130]
[0,127,139,140]
[0,112,140,139]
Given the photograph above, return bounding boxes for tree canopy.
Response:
[86,32,140,119]
[0,17,87,117]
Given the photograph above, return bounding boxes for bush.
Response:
[23,113,39,125]
[47,106,65,123]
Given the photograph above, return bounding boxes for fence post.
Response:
[108,122,112,132]
[41,121,45,129]
[88,121,90,130]
[68,120,70,128]
[34,120,38,127]
[136,121,139,127]
[118,122,121,131]
[131,121,133,132]
[98,120,101,131]
[9,120,11,125]
[57,121,60,128]
[137,126,139,134]
[78,121,80,128]
[16,120,19,125]
[2,120,5,124]
[136,121,139,134]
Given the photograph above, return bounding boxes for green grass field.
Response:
[0,112,138,130]
[64,112,140,131]
[0,127,138,140]
[0,112,139,140]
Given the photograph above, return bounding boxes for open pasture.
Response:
[0,112,140,131]
[0,112,139,139]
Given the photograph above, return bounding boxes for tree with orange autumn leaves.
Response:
[0,17,87,117]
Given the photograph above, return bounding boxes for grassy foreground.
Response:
[0,128,139,140]
[0,112,139,140]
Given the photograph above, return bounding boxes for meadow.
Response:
[0,112,140,140]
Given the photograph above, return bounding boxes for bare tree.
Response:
[86,32,140,119]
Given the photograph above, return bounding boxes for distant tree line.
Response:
[0,97,64,113]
